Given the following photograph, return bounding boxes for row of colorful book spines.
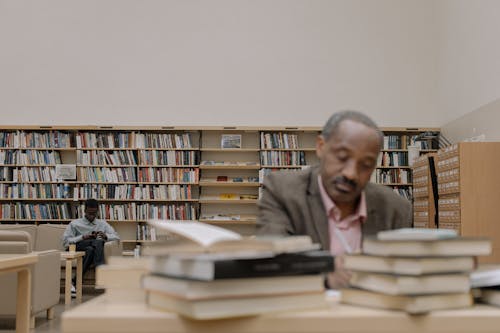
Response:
[260,132,300,149]
[89,204,197,221]
[382,135,422,149]
[79,168,198,183]
[0,183,70,199]
[78,151,199,165]
[259,151,306,166]
[375,169,411,183]
[379,151,409,166]
[11,168,56,183]
[137,168,198,183]
[138,151,199,165]
[392,187,413,200]
[0,150,62,165]
[14,203,71,220]
[78,184,194,200]
[78,167,137,181]
[137,224,157,241]
[76,132,194,149]
[3,202,198,220]
[78,150,138,165]
[0,184,196,200]
[0,132,72,148]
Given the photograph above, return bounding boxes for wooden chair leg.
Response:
[47,307,55,320]
[30,315,35,329]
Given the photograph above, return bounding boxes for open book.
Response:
[145,220,319,255]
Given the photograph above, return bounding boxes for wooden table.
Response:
[62,293,500,333]
[61,251,85,305]
[0,254,38,333]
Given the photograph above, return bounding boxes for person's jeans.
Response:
[74,238,106,283]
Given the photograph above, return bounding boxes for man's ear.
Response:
[316,135,325,159]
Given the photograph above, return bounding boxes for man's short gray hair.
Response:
[321,110,383,146]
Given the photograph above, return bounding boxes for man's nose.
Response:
[342,160,358,181]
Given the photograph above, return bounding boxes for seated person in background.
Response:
[63,198,120,292]
[257,110,412,288]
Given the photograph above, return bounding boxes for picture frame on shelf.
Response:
[221,134,242,149]
[55,164,77,181]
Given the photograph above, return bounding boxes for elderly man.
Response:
[257,110,412,288]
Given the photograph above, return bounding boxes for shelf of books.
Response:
[258,128,320,213]
[0,129,75,222]
[198,129,261,235]
[0,126,441,249]
[75,129,200,252]
[372,128,440,201]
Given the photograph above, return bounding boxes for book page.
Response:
[148,220,241,247]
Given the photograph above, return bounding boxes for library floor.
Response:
[0,293,100,333]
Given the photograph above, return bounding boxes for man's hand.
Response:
[96,231,108,241]
[82,232,96,240]
[326,255,352,289]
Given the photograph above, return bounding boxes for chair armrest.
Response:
[31,250,61,313]
[104,240,122,263]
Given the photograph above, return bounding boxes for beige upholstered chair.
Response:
[0,230,60,328]
[37,224,122,288]
[37,223,122,261]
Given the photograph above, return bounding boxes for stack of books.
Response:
[341,228,492,314]
[141,220,334,320]
[470,265,500,307]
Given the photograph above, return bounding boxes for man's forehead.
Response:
[329,121,380,143]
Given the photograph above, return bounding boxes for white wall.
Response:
[435,0,500,125]
[0,0,439,127]
[441,97,500,142]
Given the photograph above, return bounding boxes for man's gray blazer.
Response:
[257,166,412,251]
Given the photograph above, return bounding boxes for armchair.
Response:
[0,230,60,328]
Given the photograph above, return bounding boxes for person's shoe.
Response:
[71,284,77,298]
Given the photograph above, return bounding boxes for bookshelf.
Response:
[74,129,200,253]
[0,126,439,250]
[197,128,321,235]
[374,128,440,200]
[435,142,500,263]
[198,129,261,235]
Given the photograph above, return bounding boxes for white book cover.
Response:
[148,220,241,247]
[377,228,458,241]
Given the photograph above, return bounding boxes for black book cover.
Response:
[155,250,334,280]
[212,251,334,279]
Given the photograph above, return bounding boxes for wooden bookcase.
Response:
[374,128,439,200]
[0,126,440,253]
[436,142,500,263]
[412,153,437,229]
[198,127,320,235]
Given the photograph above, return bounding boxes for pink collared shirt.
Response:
[318,176,367,255]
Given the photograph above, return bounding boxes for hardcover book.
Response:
[480,287,500,307]
[341,288,473,314]
[343,254,474,275]
[349,272,470,295]
[377,228,458,241]
[147,291,327,320]
[150,250,334,280]
[142,274,324,299]
[470,265,500,288]
[363,236,491,257]
[146,220,319,254]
